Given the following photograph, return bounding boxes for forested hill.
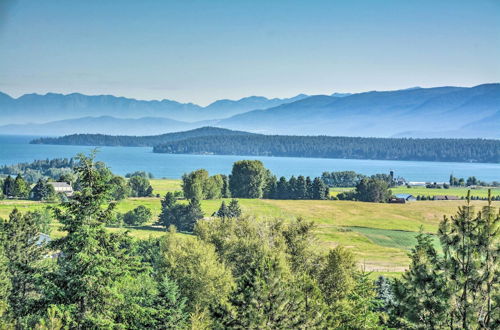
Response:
[30,127,255,147]
[153,135,500,163]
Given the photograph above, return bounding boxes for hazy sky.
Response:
[0,0,499,105]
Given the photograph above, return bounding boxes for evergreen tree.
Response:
[183,198,204,232]
[276,176,289,199]
[227,199,242,218]
[0,220,11,324]
[438,193,483,329]
[1,209,46,326]
[48,153,135,328]
[312,177,328,200]
[215,201,229,218]
[263,174,277,199]
[296,176,307,199]
[394,230,450,329]
[475,190,499,328]
[12,174,30,198]
[30,179,56,201]
[221,174,231,198]
[2,175,14,197]
[158,192,178,228]
[288,176,298,199]
[153,275,189,329]
[305,176,313,199]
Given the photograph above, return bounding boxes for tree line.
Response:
[181,160,330,201]
[0,167,155,201]
[153,134,500,163]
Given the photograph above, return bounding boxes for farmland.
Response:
[1,179,498,273]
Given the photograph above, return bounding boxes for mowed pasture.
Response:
[331,186,500,198]
[1,179,498,273]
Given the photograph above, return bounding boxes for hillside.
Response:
[152,134,500,163]
[30,126,255,146]
[216,84,500,137]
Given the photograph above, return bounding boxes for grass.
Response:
[331,186,500,198]
[1,179,498,273]
[150,179,182,196]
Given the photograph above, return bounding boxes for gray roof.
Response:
[48,182,72,188]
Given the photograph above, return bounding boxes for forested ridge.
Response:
[153,135,500,163]
[30,126,255,147]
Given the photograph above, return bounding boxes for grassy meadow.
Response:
[1,179,498,274]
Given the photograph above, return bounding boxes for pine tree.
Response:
[2,175,14,197]
[305,176,314,199]
[288,176,298,199]
[394,229,450,328]
[216,201,229,218]
[49,153,134,328]
[476,190,499,328]
[153,275,189,329]
[276,176,288,199]
[438,191,484,328]
[30,179,56,201]
[227,199,242,218]
[0,220,11,323]
[312,177,328,200]
[296,176,307,199]
[1,209,46,326]
[12,174,29,199]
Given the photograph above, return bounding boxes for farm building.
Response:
[433,195,459,201]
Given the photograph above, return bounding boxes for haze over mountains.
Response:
[1,83,498,138]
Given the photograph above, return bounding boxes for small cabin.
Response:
[48,182,73,196]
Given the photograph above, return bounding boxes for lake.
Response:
[0,135,499,182]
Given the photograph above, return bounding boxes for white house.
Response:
[48,182,73,196]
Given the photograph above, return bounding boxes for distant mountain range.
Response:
[1,83,498,138]
[0,91,309,124]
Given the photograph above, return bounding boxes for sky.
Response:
[0,0,499,105]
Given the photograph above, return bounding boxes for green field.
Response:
[1,179,498,273]
[331,186,500,198]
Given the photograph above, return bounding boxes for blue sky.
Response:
[0,0,499,105]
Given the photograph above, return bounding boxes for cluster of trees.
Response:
[0,158,75,183]
[382,192,500,329]
[449,174,498,187]
[337,177,392,203]
[321,171,367,187]
[322,170,402,188]
[182,169,230,200]
[0,175,30,199]
[153,134,500,163]
[1,166,154,201]
[157,192,204,232]
[181,160,330,201]
[264,175,330,200]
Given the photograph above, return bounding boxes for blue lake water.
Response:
[0,135,499,182]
